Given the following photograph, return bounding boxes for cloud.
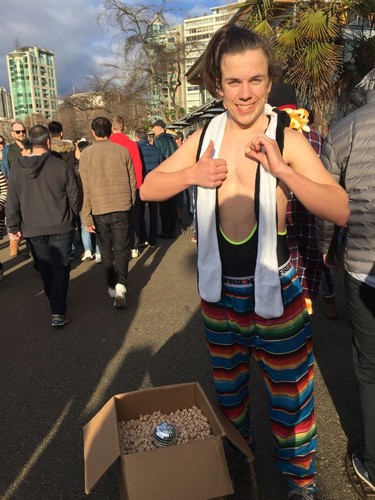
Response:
[0,0,227,98]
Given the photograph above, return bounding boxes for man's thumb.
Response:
[202,140,214,158]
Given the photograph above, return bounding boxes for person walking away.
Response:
[151,119,178,239]
[5,125,79,327]
[135,128,164,247]
[110,115,144,258]
[141,25,349,499]
[74,140,101,262]
[79,117,136,308]
[316,88,375,496]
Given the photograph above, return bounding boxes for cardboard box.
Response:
[83,382,254,499]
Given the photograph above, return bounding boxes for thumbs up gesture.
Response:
[194,140,228,188]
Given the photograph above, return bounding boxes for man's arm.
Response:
[315,133,345,258]
[5,170,21,234]
[140,130,228,202]
[79,152,94,229]
[66,162,80,216]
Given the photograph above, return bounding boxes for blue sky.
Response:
[0,0,228,97]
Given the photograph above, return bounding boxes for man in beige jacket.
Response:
[80,117,136,308]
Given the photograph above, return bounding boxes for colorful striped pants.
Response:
[201,263,316,490]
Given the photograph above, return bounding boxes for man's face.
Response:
[218,48,272,129]
[11,124,27,145]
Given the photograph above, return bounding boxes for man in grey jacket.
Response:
[316,89,375,494]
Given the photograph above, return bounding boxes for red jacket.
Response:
[110,132,143,188]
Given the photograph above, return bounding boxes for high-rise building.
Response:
[0,86,13,119]
[6,46,58,121]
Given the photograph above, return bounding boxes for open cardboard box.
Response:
[83,382,254,499]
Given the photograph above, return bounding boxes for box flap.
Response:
[121,437,233,500]
[83,397,121,494]
[212,403,254,461]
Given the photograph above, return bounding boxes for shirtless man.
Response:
[140,25,349,499]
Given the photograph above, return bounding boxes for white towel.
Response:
[196,104,284,318]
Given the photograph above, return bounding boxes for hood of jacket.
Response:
[50,139,74,154]
[16,152,50,178]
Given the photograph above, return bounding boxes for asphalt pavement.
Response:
[0,230,363,499]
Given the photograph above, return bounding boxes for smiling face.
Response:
[218,48,272,129]
[11,122,27,145]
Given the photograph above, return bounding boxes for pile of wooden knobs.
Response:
[118,406,213,454]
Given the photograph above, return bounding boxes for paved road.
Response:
[0,232,361,499]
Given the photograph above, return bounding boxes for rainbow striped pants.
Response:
[201,263,316,490]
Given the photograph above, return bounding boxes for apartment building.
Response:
[6,46,58,121]
[0,87,12,119]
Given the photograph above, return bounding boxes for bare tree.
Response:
[98,0,187,123]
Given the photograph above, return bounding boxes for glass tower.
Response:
[6,46,58,120]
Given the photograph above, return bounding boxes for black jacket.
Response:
[6,152,79,237]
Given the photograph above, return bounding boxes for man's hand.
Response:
[193,140,228,188]
[245,133,287,177]
[85,224,96,233]
[10,231,22,239]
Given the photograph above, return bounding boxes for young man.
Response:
[141,25,349,499]
[79,117,136,308]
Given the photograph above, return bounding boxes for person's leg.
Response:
[48,232,73,316]
[166,196,177,237]
[94,214,116,289]
[110,211,131,287]
[130,189,141,252]
[345,272,375,486]
[80,212,93,253]
[29,235,53,298]
[159,201,168,237]
[202,297,253,444]
[254,266,316,492]
[148,201,158,246]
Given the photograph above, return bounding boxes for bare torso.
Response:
[217,116,289,241]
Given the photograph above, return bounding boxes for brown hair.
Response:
[112,115,125,132]
[201,24,280,98]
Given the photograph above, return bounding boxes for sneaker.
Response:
[51,314,69,328]
[139,241,149,248]
[81,250,93,262]
[114,283,126,308]
[107,287,116,298]
[131,248,139,259]
[95,253,102,263]
[287,488,315,499]
[352,451,375,492]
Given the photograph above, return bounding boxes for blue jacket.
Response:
[0,145,10,178]
[137,139,164,174]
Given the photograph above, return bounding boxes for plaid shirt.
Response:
[286,129,324,300]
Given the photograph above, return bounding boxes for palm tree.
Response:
[241,0,375,128]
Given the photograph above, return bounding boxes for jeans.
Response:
[159,197,177,236]
[345,271,375,484]
[94,211,131,288]
[30,232,73,315]
[80,212,100,254]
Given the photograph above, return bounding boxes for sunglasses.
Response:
[13,130,26,134]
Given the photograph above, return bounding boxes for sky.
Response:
[0,0,228,98]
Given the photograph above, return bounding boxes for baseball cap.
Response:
[151,119,166,128]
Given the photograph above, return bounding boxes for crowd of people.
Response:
[0,22,374,500]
